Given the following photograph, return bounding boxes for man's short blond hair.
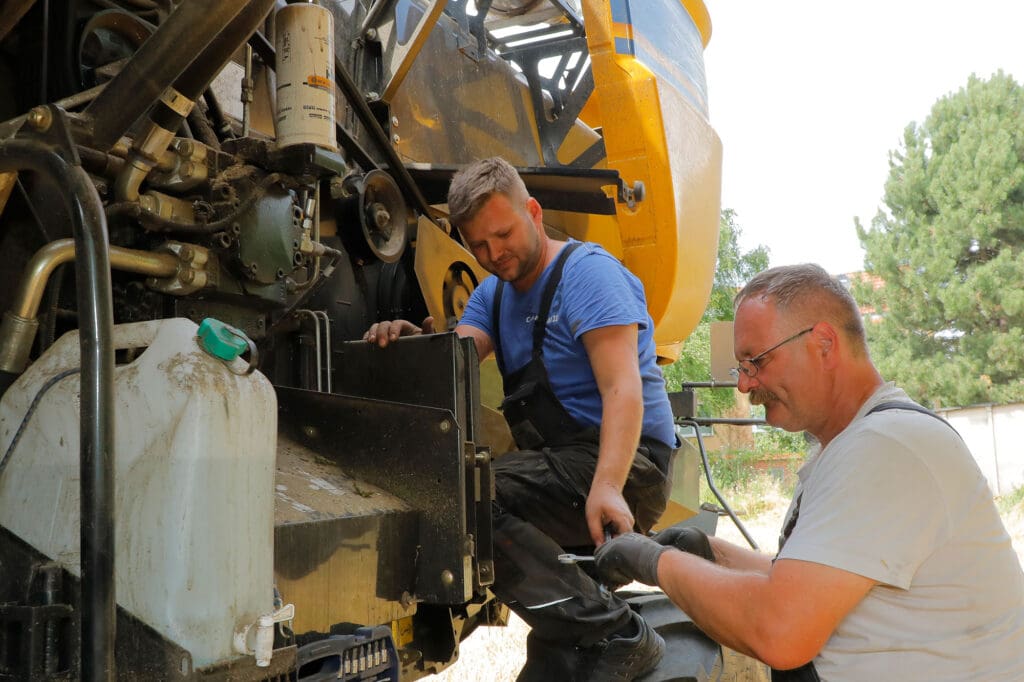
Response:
[448,157,529,228]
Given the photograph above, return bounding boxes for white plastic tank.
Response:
[274,2,337,150]
[0,318,277,668]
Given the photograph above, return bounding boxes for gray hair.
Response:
[447,157,529,228]
[735,263,867,350]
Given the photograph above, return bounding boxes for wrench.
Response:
[557,527,613,564]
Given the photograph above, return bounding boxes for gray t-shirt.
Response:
[778,383,1024,680]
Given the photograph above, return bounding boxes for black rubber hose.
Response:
[0,138,116,682]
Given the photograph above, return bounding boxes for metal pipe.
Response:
[681,381,739,389]
[85,1,250,150]
[316,310,331,393]
[679,417,768,427]
[678,418,760,551]
[242,44,254,137]
[0,82,109,142]
[296,310,322,392]
[0,138,117,682]
[11,239,178,319]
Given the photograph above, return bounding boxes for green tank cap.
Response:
[196,318,249,361]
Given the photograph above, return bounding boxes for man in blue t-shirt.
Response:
[364,157,676,681]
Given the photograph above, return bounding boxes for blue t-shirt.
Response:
[460,240,676,448]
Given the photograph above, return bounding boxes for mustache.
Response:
[749,389,779,405]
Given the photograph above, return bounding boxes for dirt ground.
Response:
[434,496,1024,681]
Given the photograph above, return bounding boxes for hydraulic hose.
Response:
[0,139,116,681]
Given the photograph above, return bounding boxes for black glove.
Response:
[651,525,715,562]
[595,532,670,587]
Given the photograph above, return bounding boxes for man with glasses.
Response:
[596,263,1024,680]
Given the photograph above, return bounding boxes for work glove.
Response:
[651,525,715,563]
[595,532,670,587]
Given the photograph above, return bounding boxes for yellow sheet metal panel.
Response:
[583,0,722,360]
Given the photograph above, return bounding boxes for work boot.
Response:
[589,610,665,681]
[515,631,582,681]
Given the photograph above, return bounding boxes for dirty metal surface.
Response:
[276,386,471,607]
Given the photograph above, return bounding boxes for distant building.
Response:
[837,271,885,324]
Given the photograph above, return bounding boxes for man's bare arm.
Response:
[362,317,494,362]
[581,323,643,545]
[656,552,876,670]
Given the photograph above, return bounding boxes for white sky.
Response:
[701,0,1024,275]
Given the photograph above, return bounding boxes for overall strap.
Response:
[779,399,960,555]
[493,279,505,375]
[532,242,582,356]
[866,401,961,436]
[491,241,583,372]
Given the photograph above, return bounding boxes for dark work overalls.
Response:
[487,243,673,676]
[770,401,960,682]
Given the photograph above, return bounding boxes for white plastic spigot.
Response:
[234,603,295,667]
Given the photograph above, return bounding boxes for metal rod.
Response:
[678,417,767,427]
[297,310,322,391]
[680,381,738,389]
[0,138,117,681]
[316,310,332,393]
[242,44,254,137]
[678,418,759,550]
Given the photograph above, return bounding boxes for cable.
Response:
[0,368,81,480]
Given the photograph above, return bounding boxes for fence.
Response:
[941,403,1024,496]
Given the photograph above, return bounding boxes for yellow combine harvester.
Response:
[0,1,728,679]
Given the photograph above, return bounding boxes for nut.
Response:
[26,107,52,132]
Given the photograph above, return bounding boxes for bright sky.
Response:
[701,0,1024,275]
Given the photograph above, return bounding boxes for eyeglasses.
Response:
[729,326,814,380]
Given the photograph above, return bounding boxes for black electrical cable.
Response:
[0,368,81,480]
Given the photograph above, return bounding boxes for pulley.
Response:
[341,170,409,264]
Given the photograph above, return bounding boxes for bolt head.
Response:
[26,107,52,131]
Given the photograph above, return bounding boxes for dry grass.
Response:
[433,487,1024,681]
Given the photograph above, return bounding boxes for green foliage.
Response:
[704,209,771,322]
[662,324,734,416]
[996,485,1024,515]
[754,426,808,456]
[698,447,797,517]
[856,71,1024,407]
[666,209,770,416]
